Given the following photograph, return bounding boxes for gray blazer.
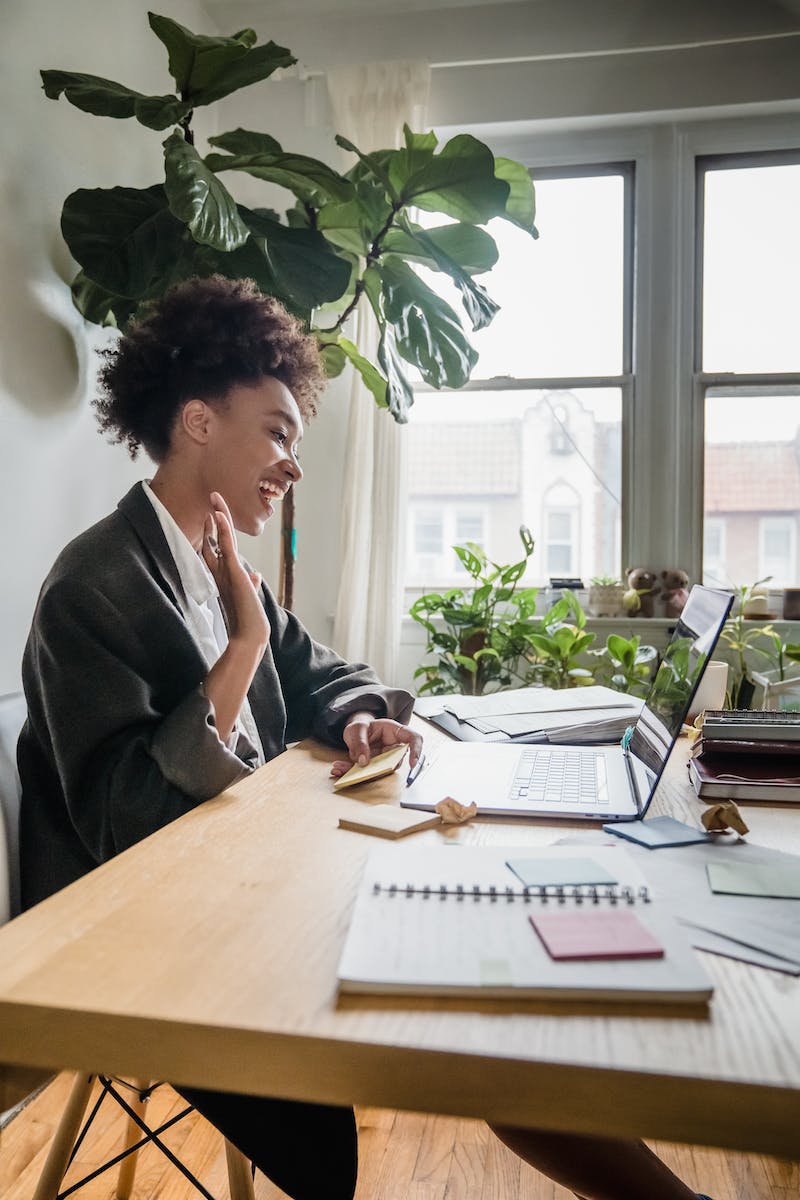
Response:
[19,483,412,909]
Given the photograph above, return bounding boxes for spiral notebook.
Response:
[337,845,713,1004]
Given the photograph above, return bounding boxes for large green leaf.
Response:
[133,94,193,131]
[379,257,477,389]
[494,157,538,234]
[239,206,351,309]
[206,137,353,204]
[382,222,498,275]
[41,70,191,130]
[335,135,400,203]
[376,322,415,421]
[70,272,140,328]
[148,13,294,105]
[391,219,499,331]
[61,184,186,298]
[388,134,510,223]
[338,336,388,408]
[316,182,393,255]
[208,128,283,157]
[163,131,249,250]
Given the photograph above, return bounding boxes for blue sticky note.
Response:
[603,816,713,849]
[506,857,618,887]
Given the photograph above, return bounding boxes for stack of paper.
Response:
[415,686,643,745]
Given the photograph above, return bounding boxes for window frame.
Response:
[409,159,634,593]
[694,147,800,586]
[411,112,800,589]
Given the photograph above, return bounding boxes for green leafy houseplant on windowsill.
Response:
[525,590,597,689]
[410,526,537,696]
[717,579,778,708]
[588,633,658,698]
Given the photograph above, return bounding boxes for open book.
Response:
[337,845,712,1004]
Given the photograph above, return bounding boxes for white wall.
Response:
[3,0,800,694]
[0,0,220,693]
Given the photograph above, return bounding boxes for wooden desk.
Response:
[0,726,799,1158]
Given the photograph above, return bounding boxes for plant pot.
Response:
[750,666,800,712]
[586,584,626,618]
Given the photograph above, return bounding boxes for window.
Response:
[545,509,575,576]
[399,114,800,619]
[702,517,726,586]
[699,153,800,590]
[405,166,629,597]
[406,502,488,586]
[759,517,796,586]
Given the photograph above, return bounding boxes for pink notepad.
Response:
[529,909,665,961]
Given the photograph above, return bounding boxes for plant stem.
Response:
[319,201,402,334]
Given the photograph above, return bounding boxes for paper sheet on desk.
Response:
[415,687,642,744]
[555,830,800,970]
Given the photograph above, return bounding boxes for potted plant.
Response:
[410,526,538,696]
[748,629,800,710]
[589,633,658,697]
[586,575,626,618]
[525,590,596,689]
[717,579,776,708]
[41,11,537,605]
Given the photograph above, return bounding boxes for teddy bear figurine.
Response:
[661,568,690,618]
[623,567,659,618]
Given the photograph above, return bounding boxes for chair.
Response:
[0,692,255,1200]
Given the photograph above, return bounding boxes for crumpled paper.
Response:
[435,797,478,825]
[701,801,749,836]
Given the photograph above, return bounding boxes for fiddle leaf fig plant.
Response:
[41,10,537,424]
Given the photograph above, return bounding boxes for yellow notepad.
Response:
[338,805,442,839]
[332,744,408,790]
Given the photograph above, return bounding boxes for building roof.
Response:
[408,421,520,495]
[705,442,800,512]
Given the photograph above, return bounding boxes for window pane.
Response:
[702,161,800,372]
[703,389,800,589]
[415,172,626,379]
[405,388,621,591]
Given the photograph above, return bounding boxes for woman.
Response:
[18,276,711,1200]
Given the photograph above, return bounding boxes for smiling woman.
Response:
[16,274,420,1200]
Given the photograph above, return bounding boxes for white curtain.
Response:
[327,61,430,684]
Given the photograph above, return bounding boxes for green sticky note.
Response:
[707,862,800,900]
[506,857,618,888]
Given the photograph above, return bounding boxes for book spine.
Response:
[699,738,800,756]
[371,881,651,904]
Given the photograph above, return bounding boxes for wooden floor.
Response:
[1,1072,798,1199]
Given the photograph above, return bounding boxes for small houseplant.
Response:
[586,575,626,618]
[409,526,537,695]
[589,633,658,697]
[525,591,596,689]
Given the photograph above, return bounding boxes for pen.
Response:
[621,725,634,753]
[406,752,427,786]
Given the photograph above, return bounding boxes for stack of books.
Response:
[689,710,800,802]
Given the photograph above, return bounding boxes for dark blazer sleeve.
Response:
[22,574,254,869]
[263,588,414,746]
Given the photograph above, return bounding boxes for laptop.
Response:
[402,585,733,823]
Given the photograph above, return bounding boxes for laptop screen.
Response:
[628,585,734,805]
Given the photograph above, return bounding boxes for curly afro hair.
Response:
[95,276,326,461]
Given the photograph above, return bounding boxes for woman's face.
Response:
[202,377,304,537]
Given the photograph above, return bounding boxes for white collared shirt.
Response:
[142,481,266,766]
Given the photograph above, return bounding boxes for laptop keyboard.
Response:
[508,748,606,805]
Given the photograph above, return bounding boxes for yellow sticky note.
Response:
[332,744,408,791]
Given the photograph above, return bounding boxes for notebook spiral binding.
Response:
[371,882,651,905]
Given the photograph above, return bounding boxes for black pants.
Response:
[175,1085,358,1200]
